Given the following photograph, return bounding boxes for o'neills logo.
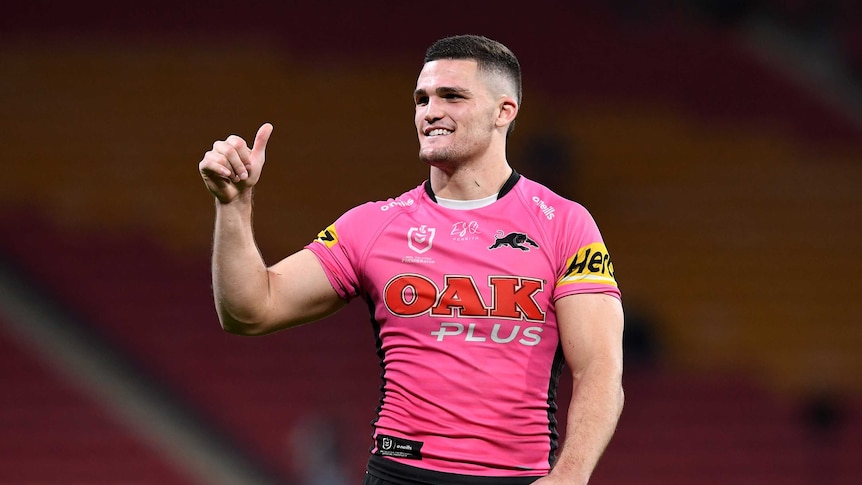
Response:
[381,197,415,211]
[383,274,545,322]
[532,196,555,220]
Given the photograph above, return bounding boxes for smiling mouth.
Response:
[426,128,453,137]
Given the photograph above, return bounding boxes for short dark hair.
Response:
[424,34,522,106]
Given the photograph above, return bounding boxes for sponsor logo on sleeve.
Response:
[559,242,617,287]
[314,223,338,248]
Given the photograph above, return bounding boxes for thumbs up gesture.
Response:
[199,123,273,203]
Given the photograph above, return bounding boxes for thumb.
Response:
[250,122,274,160]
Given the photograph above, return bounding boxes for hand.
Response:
[199,123,273,203]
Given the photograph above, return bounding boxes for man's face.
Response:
[414,59,500,167]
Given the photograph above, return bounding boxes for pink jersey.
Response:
[306,174,619,479]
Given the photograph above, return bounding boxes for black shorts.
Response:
[364,455,542,485]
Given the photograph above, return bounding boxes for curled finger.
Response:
[212,140,249,181]
[199,151,233,180]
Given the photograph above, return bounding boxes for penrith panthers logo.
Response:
[488,230,539,251]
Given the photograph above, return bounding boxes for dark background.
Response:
[1,1,860,483]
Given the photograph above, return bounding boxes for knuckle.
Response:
[212,141,238,160]
[199,153,229,175]
[198,159,217,173]
[226,136,247,151]
[202,151,223,165]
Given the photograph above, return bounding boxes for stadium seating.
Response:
[1,1,860,482]
[0,320,195,483]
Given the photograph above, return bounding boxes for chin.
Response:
[419,150,456,167]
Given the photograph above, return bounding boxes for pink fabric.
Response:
[306,176,620,476]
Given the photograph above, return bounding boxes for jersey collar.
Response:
[424,170,521,203]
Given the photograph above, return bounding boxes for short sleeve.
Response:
[553,204,621,301]
[305,218,362,300]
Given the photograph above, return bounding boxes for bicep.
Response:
[556,293,624,377]
[263,248,346,332]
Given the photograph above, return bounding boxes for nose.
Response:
[422,97,444,124]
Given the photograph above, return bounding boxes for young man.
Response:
[198,35,624,485]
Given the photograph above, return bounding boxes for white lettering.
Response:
[380,198,415,211]
[519,327,543,346]
[465,323,486,342]
[431,322,464,341]
[532,196,556,220]
[431,322,543,346]
[490,324,519,343]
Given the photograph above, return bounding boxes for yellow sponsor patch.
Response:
[314,223,338,248]
[558,242,617,287]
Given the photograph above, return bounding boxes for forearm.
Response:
[549,363,624,484]
[211,193,272,334]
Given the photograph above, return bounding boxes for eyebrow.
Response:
[414,86,474,98]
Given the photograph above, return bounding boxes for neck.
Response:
[428,160,513,200]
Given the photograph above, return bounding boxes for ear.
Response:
[495,95,519,130]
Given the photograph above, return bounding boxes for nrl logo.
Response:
[408,225,436,254]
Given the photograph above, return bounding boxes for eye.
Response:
[444,93,463,101]
[415,95,429,106]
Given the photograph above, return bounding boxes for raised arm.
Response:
[538,293,625,484]
[198,123,345,335]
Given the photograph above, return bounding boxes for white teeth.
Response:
[428,129,453,136]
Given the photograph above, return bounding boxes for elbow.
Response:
[221,321,259,336]
[617,384,625,417]
[613,363,625,417]
[218,312,270,336]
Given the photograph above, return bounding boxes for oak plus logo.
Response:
[407,225,435,254]
[383,273,547,346]
[430,322,543,346]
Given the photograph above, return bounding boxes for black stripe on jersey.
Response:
[546,342,567,467]
[367,294,388,456]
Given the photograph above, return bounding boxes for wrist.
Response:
[546,462,589,485]
[215,188,254,207]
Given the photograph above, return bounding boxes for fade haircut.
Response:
[424,35,522,134]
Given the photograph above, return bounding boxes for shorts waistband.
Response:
[366,455,542,485]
